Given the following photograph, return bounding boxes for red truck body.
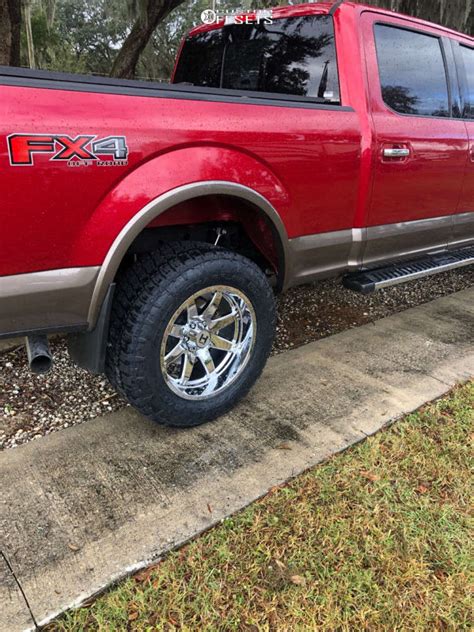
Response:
[1,2,473,333]
[0,2,472,425]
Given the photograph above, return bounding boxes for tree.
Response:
[54,0,129,74]
[366,0,472,35]
[137,0,207,81]
[110,0,187,79]
[24,0,35,67]
[2,0,471,76]
[0,0,21,66]
[44,0,55,29]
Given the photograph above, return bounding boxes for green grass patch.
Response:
[50,382,473,631]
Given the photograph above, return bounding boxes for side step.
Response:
[343,246,474,294]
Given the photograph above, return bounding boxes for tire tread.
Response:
[106,241,275,426]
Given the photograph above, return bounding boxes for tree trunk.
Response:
[110,0,185,79]
[45,0,56,30]
[24,0,36,68]
[0,0,21,66]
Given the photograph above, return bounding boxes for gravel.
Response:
[273,267,474,353]
[1,267,473,450]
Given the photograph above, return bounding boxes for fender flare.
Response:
[87,181,290,327]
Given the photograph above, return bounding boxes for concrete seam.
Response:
[1,550,39,631]
[377,350,457,388]
[424,372,457,388]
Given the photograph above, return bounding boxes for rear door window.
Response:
[459,45,473,118]
[174,16,340,103]
[374,24,450,117]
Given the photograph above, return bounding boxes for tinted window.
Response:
[174,29,225,88]
[374,24,449,117]
[174,16,340,102]
[460,45,474,117]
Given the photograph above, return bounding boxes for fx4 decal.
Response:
[7,134,129,166]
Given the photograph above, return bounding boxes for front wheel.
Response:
[106,243,276,427]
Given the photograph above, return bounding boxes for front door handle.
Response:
[383,147,410,158]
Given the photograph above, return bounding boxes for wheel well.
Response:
[117,194,285,289]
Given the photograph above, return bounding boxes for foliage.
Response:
[17,0,473,79]
[49,381,473,631]
[138,1,207,81]
[55,0,129,75]
[21,0,128,75]
[21,0,220,80]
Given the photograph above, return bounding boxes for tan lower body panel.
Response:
[363,215,452,266]
[451,212,474,249]
[1,212,473,338]
[0,266,100,339]
[287,212,474,287]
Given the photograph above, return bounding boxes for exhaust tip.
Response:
[26,335,53,374]
[30,354,53,374]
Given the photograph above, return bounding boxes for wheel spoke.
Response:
[198,349,219,394]
[169,324,182,339]
[202,291,222,320]
[187,300,198,321]
[210,310,238,332]
[160,285,256,401]
[198,348,216,375]
[164,342,184,367]
[180,353,194,384]
[209,333,233,351]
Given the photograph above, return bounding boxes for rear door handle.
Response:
[383,147,410,158]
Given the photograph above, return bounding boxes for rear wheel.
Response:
[106,242,276,427]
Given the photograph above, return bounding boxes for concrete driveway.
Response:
[1,288,473,631]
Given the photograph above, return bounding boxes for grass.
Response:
[50,382,473,631]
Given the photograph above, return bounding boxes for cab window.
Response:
[374,24,450,117]
[459,45,473,118]
[174,16,340,103]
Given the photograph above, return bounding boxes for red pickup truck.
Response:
[1,2,473,426]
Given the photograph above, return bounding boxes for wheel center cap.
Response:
[196,331,210,347]
[183,320,210,349]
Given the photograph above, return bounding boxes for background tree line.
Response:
[0,0,472,82]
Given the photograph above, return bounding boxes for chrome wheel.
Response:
[160,285,256,400]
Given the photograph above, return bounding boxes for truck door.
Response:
[452,41,474,248]
[360,12,468,266]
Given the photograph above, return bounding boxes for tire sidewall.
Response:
[125,254,275,424]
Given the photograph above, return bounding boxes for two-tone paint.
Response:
[0,2,473,339]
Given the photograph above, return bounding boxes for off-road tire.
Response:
[105,242,276,427]
[105,242,204,395]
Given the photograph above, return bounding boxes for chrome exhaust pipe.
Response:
[26,335,53,374]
